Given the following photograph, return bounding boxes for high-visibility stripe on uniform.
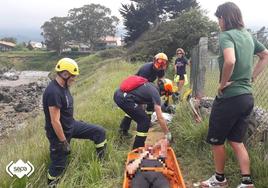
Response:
[95,139,107,148]
[136,132,148,137]
[146,111,153,115]
[47,172,57,180]
[125,113,131,118]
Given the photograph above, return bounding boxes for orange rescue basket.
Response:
[123,147,186,188]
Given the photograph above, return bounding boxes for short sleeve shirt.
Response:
[126,82,161,106]
[136,62,165,82]
[175,57,188,75]
[43,80,74,135]
[218,29,266,98]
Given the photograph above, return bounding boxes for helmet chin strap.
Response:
[58,72,71,88]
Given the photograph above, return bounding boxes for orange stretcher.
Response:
[123,147,186,188]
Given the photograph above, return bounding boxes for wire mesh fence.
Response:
[190,37,268,143]
[203,51,268,111]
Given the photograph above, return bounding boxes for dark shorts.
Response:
[178,74,185,81]
[207,94,254,145]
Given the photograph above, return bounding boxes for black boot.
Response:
[96,144,107,160]
[48,178,60,188]
[120,116,132,131]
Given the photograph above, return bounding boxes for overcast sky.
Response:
[0,0,267,32]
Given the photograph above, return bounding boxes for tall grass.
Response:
[0,51,267,187]
[170,102,268,187]
[0,53,142,187]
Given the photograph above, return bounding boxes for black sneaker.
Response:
[48,178,59,188]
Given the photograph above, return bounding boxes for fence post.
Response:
[191,37,208,98]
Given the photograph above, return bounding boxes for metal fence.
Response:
[190,37,268,143]
[191,37,268,110]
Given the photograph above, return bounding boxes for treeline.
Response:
[120,0,268,60]
[120,0,199,45]
[41,4,119,55]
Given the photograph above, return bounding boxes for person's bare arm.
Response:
[126,151,148,175]
[218,48,235,95]
[252,49,268,81]
[154,105,169,134]
[49,106,66,141]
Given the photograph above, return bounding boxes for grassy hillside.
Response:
[0,52,140,187]
[0,51,267,187]
[0,51,93,71]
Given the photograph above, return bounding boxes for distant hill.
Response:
[0,28,43,43]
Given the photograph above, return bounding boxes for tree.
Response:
[127,9,218,61]
[41,17,70,55]
[132,0,199,24]
[120,0,199,44]
[0,37,17,44]
[68,4,119,50]
[119,3,151,45]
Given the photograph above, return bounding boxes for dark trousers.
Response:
[119,102,153,133]
[131,171,170,188]
[46,120,106,179]
[114,90,150,149]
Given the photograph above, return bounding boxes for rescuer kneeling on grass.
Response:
[43,58,107,187]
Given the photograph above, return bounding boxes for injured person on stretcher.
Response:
[126,139,170,188]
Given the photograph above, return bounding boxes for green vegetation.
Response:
[127,9,218,61]
[120,0,198,44]
[0,51,92,71]
[0,52,140,187]
[0,51,267,187]
[171,102,268,187]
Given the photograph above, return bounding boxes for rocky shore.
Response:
[0,70,50,138]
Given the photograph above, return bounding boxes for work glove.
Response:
[165,132,172,142]
[59,140,71,155]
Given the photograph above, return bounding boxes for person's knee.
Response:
[228,141,245,150]
[97,126,106,141]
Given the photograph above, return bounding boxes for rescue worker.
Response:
[157,78,176,113]
[43,58,107,187]
[119,53,168,138]
[114,75,171,149]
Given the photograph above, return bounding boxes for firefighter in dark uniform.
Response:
[119,53,168,138]
[43,58,107,187]
[114,77,171,149]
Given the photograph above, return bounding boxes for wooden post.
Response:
[191,37,208,98]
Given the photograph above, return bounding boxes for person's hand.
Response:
[59,140,71,154]
[217,81,233,96]
[165,132,172,142]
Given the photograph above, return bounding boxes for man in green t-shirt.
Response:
[201,2,268,188]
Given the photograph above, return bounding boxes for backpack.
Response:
[120,75,148,92]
